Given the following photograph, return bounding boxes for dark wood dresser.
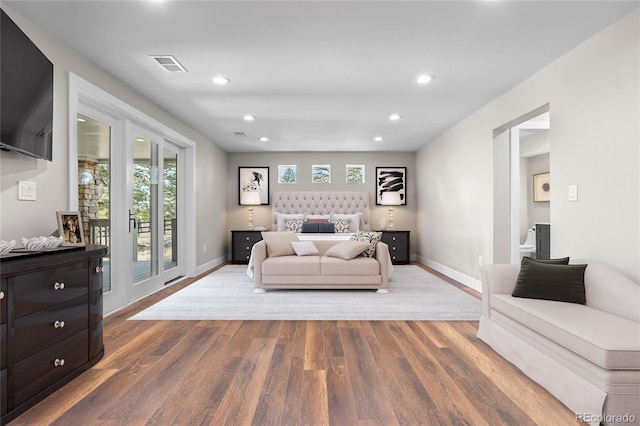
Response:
[0,245,107,424]
[231,230,263,264]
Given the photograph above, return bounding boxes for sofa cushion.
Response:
[262,255,321,275]
[350,231,382,258]
[261,231,298,257]
[291,241,319,256]
[512,258,587,304]
[325,240,370,260]
[492,294,640,369]
[320,256,380,276]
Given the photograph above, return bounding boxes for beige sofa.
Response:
[251,239,390,293]
[477,261,640,426]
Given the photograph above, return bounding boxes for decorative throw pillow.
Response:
[522,256,570,265]
[304,215,330,224]
[284,218,305,233]
[512,257,588,304]
[260,231,298,257]
[325,240,371,260]
[291,241,319,256]
[330,213,362,232]
[330,218,351,233]
[318,222,335,233]
[275,213,304,231]
[350,231,382,258]
[301,223,319,233]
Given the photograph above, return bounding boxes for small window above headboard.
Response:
[271,191,370,230]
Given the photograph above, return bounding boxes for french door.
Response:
[127,124,185,302]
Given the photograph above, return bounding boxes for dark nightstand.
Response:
[231,230,263,264]
[378,230,410,264]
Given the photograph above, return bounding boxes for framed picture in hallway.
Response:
[533,172,550,202]
[239,167,270,205]
[376,167,407,205]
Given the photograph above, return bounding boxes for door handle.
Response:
[129,210,137,233]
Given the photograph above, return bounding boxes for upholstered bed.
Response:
[246,191,394,290]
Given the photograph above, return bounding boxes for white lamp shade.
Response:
[380,192,401,206]
[240,191,261,206]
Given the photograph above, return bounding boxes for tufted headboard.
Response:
[271,191,370,231]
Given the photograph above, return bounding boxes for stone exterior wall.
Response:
[78,160,99,242]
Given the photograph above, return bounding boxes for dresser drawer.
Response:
[233,250,253,263]
[14,296,89,362]
[233,232,262,245]
[14,330,89,406]
[1,368,6,415]
[1,279,6,324]
[0,323,6,370]
[13,263,89,318]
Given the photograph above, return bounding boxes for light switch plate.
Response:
[17,181,36,201]
[568,184,578,202]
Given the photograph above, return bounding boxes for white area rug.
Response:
[129,265,481,321]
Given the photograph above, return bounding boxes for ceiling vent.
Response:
[234,132,248,137]
[149,55,187,73]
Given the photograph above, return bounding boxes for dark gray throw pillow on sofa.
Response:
[512,257,587,304]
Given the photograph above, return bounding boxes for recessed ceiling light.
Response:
[243,115,255,121]
[389,114,401,121]
[374,136,383,142]
[259,137,269,142]
[212,75,230,85]
[417,74,435,84]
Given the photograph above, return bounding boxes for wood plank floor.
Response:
[11,264,580,425]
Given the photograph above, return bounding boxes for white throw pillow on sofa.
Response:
[290,241,319,256]
[325,240,370,260]
[261,231,298,257]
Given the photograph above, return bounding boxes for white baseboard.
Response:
[195,256,227,276]
[416,256,482,293]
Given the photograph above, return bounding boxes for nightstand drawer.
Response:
[231,230,263,264]
[379,231,410,265]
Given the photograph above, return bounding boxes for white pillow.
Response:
[290,241,319,256]
[330,213,362,232]
[261,231,298,257]
[325,240,370,260]
[274,213,305,231]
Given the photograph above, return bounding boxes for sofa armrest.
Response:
[375,241,390,289]
[253,240,267,288]
[479,264,520,317]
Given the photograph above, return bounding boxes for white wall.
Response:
[227,151,416,256]
[0,6,228,271]
[416,9,639,282]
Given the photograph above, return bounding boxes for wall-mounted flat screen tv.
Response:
[1,9,53,161]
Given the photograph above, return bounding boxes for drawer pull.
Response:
[95,266,103,273]
[53,282,65,290]
[392,247,396,250]
[0,291,4,300]
[246,236,250,241]
[392,237,396,241]
[53,320,66,329]
[53,358,65,367]
[246,246,250,250]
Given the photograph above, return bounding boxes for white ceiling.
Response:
[6,1,638,152]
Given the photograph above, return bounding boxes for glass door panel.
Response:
[77,113,111,292]
[163,148,178,271]
[132,134,159,284]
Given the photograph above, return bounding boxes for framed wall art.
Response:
[376,167,407,205]
[346,165,365,183]
[278,165,297,184]
[56,211,85,246]
[533,172,550,202]
[312,165,331,183]
[239,167,270,205]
